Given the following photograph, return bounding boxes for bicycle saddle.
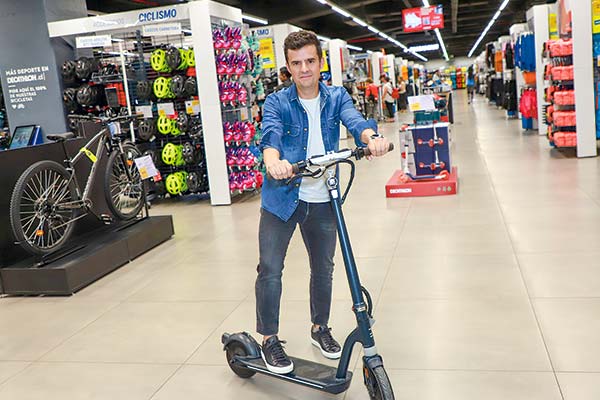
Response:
[47,132,75,142]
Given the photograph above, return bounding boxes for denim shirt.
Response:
[260,82,378,222]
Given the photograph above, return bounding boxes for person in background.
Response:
[466,66,475,104]
[274,66,293,92]
[380,74,395,122]
[364,78,379,119]
[397,78,408,113]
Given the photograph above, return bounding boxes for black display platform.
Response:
[0,215,174,295]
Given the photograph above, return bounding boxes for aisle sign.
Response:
[402,6,444,33]
[142,22,182,36]
[258,38,276,69]
[76,35,112,48]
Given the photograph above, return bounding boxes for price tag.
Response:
[240,107,249,121]
[185,100,200,115]
[157,102,175,117]
[134,155,159,180]
[135,105,153,119]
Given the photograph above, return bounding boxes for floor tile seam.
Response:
[20,360,183,366]
[477,105,565,400]
[380,367,557,373]
[0,362,32,390]
[577,185,600,208]
[33,300,123,364]
[147,363,186,400]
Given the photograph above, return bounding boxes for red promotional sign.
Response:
[403,5,444,33]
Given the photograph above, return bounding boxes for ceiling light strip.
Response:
[421,1,448,61]
[315,0,427,61]
[467,0,510,57]
[242,13,268,25]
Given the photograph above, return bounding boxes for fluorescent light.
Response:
[242,13,268,25]
[434,28,449,61]
[352,17,368,27]
[331,5,351,18]
[317,34,331,42]
[347,44,363,51]
[422,0,430,5]
[367,50,373,54]
[408,43,440,52]
[313,0,426,61]
[467,0,510,57]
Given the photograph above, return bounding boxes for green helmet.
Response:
[157,114,172,135]
[161,143,179,166]
[153,76,171,99]
[150,49,171,73]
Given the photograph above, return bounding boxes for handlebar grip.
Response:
[292,163,301,174]
[362,142,395,157]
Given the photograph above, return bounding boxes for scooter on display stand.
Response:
[222,144,396,400]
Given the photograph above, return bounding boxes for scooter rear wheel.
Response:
[225,341,257,379]
[364,364,395,400]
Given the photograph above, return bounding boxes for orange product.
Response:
[553,131,577,147]
[494,51,503,72]
[523,71,536,85]
[554,90,575,106]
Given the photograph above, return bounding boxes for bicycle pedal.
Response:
[100,214,113,224]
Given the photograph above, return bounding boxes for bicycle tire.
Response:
[104,143,144,220]
[365,365,395,400]
[10,161,78,256]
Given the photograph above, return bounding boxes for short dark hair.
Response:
[284,30,322,62]
[279,66,291,79]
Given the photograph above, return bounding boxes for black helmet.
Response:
[61,60,77,83]
[136,80,153,101]
[176,112,189,132]
[76,85,96,107]
[170,74,186,98]
[165,46,182,71]
[184,76,198,97]
[154,180,166,196]
[186,171,200,192]
[188,116,203,140]
[75,57,94,80]
[182,142,197,164]
[137,119,157,141]
[100,63,118,76]
[63,88,79,111]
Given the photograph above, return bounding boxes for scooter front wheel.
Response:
[225,341,257,379]
[364,364,395,400]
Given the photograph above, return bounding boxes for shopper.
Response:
[274,66,293,92]
[257,30,390,374]
[364,78,379,119]
[397,79,408,113]
[467,66,475,104]
[380,74,395,122]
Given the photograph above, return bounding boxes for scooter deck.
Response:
[234,355,353,394]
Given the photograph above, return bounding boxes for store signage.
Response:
[185,99,200,115]
[593,0,600,34]
[408,95,436,111]
[76,35,112,48]
[402,5,444,33]
[3,65,51,110]
[252,28,271,37]
[157,102,175,117]
[134,155,160,180]
[258,38,276,69]
[135,105,153,119]
[142,22,182,36]
[138,8,177,23]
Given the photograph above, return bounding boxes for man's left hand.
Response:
[367,136,390,158]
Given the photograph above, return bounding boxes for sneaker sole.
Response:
[260,350,294,374]
[311,338,342,360]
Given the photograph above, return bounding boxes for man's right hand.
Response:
[266,159,294,180]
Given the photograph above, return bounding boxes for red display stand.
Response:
[385,167,458,198]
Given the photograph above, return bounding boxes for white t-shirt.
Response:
[298,95,329,203]
[383,82,394,103]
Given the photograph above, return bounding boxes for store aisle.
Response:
[1,91,600,399]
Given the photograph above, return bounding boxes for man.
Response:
[257,30,390,374]
[274,66,293,92]
[380,74,395,122]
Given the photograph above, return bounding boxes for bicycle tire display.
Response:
[104,143,144,220]
[9,160,78,256]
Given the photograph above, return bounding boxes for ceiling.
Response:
[86,0,551,61]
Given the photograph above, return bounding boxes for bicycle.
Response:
[9,114,145,256]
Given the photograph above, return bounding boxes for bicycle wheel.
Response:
[10,161,78,256]
[364,364,395,400]
[104,143,144,220]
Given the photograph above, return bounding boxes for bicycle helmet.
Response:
[100,63,118,77]
[154,180,166,196]
[157,114,172,135]
[186,49,196,67]
[165,46,182,71]
[176,112,189,132]
[75,57,95,80]
[165,173,183,195]
[186,171,200,192]
[136,80,153,101]
[184,76,198,97]
[151,48,170,73]
[137,119,156,141]
[161,143,179,165]
[170,119,182,136]
[76,85,97,107]
[177,48,188,70]
[188,117,203,139]
[63,88,79,111]
[61,60,77,83]
[153,77,170,99]
[175,171,189,192]
[182,142,196,164]
[170,74,186,98]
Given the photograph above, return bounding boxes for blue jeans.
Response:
[256,201,337,336]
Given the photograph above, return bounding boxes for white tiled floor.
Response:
[1,91,599,399]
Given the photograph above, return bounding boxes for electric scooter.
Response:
[222,145,395,399]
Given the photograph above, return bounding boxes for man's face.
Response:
[286,45,323,93]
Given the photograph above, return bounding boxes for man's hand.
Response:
[367,136,391,158]
[266,159,294,180]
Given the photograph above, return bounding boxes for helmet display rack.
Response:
[48,1,257,205]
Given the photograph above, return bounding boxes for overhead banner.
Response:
[403,5,444,33]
